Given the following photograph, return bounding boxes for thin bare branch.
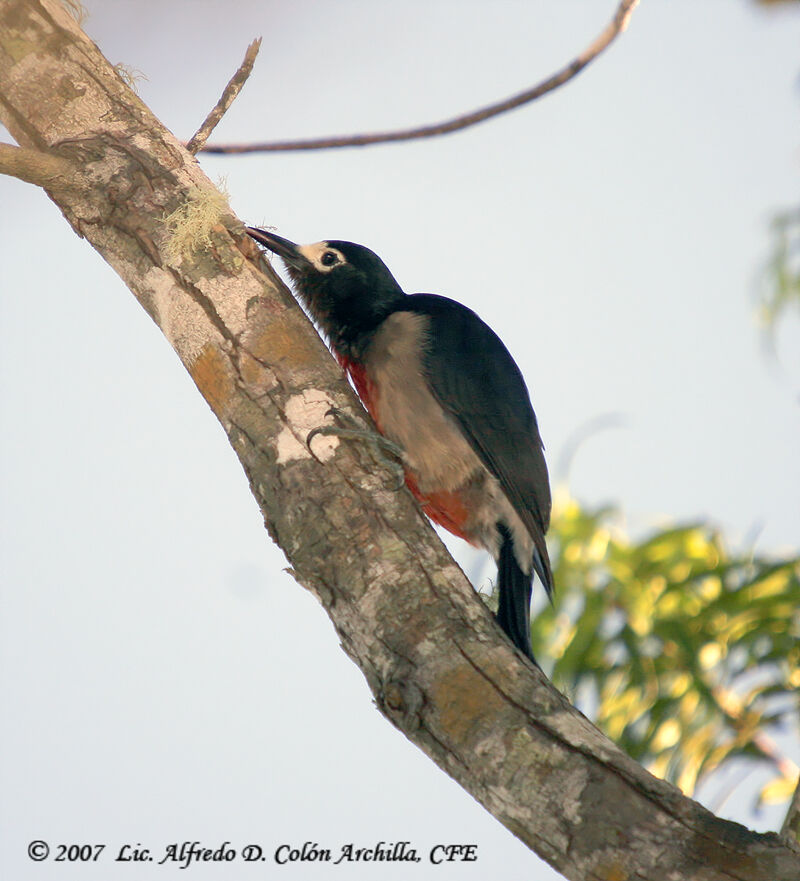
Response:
[200,0,639,155]
[0,142,74,189]
[186,37,262,155]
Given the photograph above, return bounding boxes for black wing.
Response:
[405,294,553,590]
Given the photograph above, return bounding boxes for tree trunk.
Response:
[1,2,797,878]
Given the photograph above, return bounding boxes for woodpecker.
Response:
[247,228,553,663]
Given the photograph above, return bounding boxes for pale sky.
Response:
[2,2,799,880]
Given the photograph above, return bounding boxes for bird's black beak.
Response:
[246,227,308,269]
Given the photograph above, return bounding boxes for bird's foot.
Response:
[307,408,407,491]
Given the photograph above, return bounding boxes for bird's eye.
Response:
[320,251,339,267]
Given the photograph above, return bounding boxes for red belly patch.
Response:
[401,471,475,545]
[338,355,377,419]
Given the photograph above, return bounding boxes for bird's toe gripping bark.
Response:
[306,408,407,490]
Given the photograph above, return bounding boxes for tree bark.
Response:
[1,2,797,879]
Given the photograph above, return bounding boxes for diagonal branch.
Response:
[200,0,639,154]
[2,3,799,880]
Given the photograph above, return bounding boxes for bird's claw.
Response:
[306,410,407,491]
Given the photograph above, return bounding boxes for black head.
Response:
[247,227,406,355]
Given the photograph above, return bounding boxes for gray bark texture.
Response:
[1,2,798,879]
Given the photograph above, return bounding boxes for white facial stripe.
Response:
[298,242,346,273]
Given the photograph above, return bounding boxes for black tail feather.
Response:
[532,541,554,605]
[495,524,536,664]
